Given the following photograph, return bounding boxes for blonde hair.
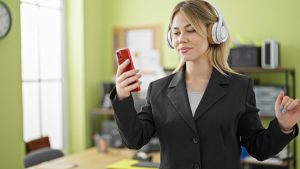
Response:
[170,0,236,75]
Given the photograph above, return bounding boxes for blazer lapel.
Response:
[194,68,229,120]
[167,67,198,135]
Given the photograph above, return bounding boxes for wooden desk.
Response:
[28,148,160,169]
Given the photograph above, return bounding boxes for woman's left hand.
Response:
[275,91,300,132]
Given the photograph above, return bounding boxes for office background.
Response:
[0,0,299,168]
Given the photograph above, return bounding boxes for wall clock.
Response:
[0,1,12,39]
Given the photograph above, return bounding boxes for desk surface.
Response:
[28,148,160,169]
[27,147,291,169]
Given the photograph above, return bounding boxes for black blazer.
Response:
[110,67,298,169]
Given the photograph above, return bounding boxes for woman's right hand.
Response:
[116,59,141,100]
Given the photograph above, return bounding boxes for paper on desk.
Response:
[33,162,78,169]
[106,159,157,169]
[106,159,137,169]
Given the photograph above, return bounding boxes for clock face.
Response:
[0,2,11,38]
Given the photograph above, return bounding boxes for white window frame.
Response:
[20,0,66,150]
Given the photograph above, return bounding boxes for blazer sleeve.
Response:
[109,83,155,149]
[238,79,298,161]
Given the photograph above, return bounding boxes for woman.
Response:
[110,0,300,169]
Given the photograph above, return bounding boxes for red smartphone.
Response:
[116,48,141,92]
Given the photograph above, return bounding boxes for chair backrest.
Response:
[24,147,64,168]
[25,136,51,154]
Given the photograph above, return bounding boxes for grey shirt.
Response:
[187,88,204,117]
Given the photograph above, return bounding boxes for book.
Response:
[106,159,159,169]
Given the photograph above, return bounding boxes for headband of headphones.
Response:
[166,0,228,49]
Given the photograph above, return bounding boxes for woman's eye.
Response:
[187,29,196,33]
[172,32,180,36]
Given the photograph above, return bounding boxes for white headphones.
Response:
[166,0,228,48]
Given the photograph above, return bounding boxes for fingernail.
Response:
[135,69,140,73]
[138,74,142,78]
[138,81,142,85]
[280,106,285,112]
[125,59,130,64]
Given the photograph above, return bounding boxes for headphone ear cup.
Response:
[207,24,214,44]
[218,25,228,42]
[214,22,228,43]
[208,22,228,44]
[166,29,174,49]
[212,23,219,44]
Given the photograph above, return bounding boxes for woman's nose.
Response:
[178,33,189,43]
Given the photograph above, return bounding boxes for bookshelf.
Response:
[235,67,296,169]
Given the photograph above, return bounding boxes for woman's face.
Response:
[171,11,209,62]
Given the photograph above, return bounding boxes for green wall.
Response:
[65,0,86,153]
[0,0,24,169]
[65,0,106,152]
[83,0,106,147]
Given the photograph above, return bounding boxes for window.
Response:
[20,0,65,149]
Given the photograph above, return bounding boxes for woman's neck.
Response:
[185,56,212,92]
[185,58,212,80]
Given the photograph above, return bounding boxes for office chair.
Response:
[25,136,51,154]
[24,147,64,167]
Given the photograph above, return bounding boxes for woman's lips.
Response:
[179,47,192,54]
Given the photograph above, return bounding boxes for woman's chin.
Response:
[181,55,195,62]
